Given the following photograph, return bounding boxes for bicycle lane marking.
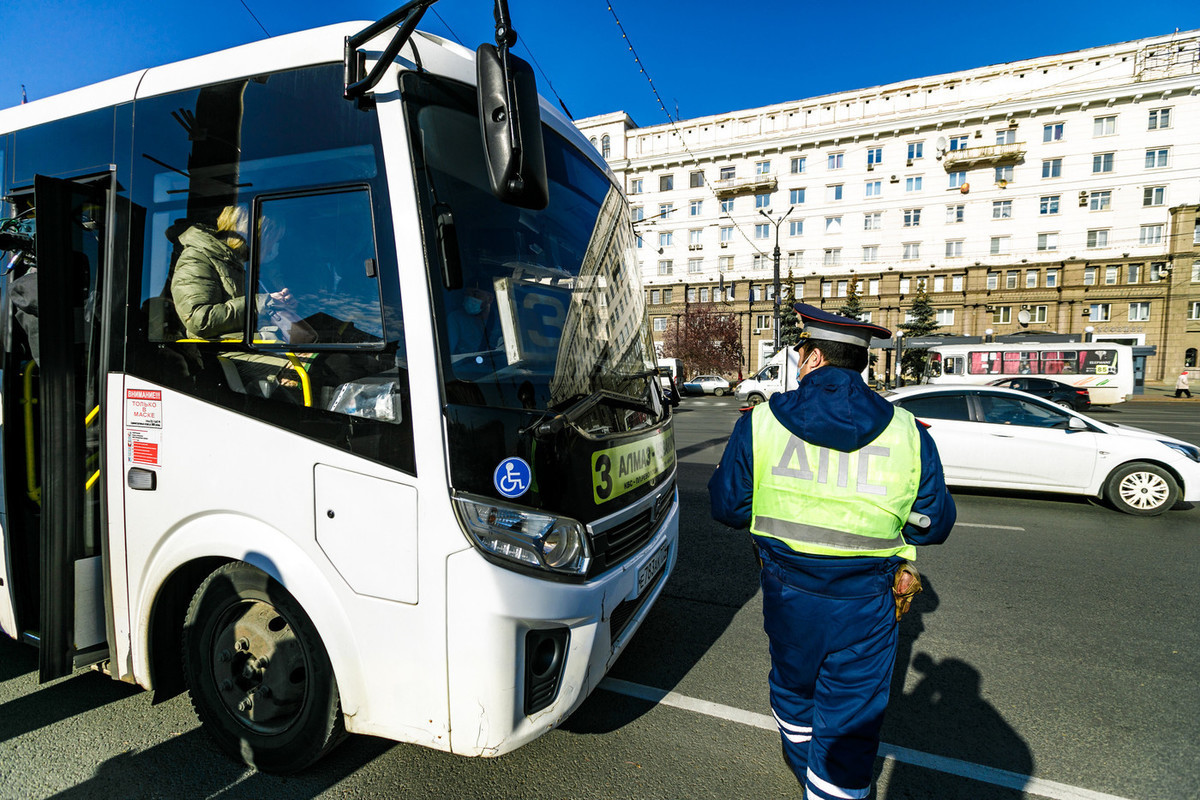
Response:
[599,678,1133,800]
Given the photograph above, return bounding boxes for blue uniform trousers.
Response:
[758,543,899,800]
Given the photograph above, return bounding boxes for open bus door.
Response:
[26,175,111,681]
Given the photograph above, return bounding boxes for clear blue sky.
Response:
[2,1,1197,125]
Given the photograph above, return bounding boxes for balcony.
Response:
[942,141,1026,170]
[713,174,778,196]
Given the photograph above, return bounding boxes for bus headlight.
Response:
[454,496,591,576]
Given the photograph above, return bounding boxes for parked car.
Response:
[682,375,732,396]
[987,377,1091,411]
[885,384,1200,515]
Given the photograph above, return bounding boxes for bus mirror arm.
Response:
[344,0,438,101]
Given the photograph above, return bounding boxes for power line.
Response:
[237,0,270,38]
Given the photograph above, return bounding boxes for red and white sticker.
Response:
[125,389,162,429]
[126,429,161,466]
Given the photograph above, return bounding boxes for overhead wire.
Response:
[237,0,271,37]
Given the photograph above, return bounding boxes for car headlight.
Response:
[454,495,591,576]
[1159,440,1200,463]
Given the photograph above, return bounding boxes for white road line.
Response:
[955,522,1026,531]
[599,678,1134,800]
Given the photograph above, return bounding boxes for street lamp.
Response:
[759,206,795,352]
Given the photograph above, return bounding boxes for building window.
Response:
[1144,186,1166,207]
[789,220,804,236]
[863,245,879,262]
[657,259,673,275]
[632,206,644,222]
[791,157,806,174]
[663,288,673,303]
[755,192,772,209]
[660,174,674,191]
[865,180,882,197]
[1089,303,1111,322]
[899,278,911,294]
[869,278,880,294]
[1032,305,1048,323]
[601,135,611,158]
[756,160,771,175]
[986,272,999,290]
[689,199,703,216]
[990,236,1010,255]
[826,184,844,202]
[825,216,843,234]
[1006,270,1019,289]
[1025,270,1038,288]
[784,252,800,270]
[1093,116,1117,137]
[636,235,643,249]
[992,200,1013,219]
[752,284,764,301]
[1089,191,1111,211]
[630,178,643,194]
[934,308,955,326]
[836,280,848,297]
[996,129,1016,145]
[650,289,661,304]
[699,288,710,303]
[1145,148,1169,169]
[719,166,736,180]
[1189,301,1200,320]
[933,275,945,293]
[948,171,967,188]
[753,254,766,270]
[658,231,673,248]
[721,197,734,213]
[945,240,964,258]
[1037,233,1059,251]
[946,204,964,223]
[1092,153,1115,173]
[908,142,924,160]
[689,229,703,246]
[789,188,806,204]
[755,223,770,239]
[864,212,882,231]
[827,153,844,170]
[719,256,734,272]
[659,202,674,219]
[866,147,883,166]
[1139,224,1164,245]
[1148,108,1171,130]
[902,242,920,260]
[994,165,1014,183]
[1045,269,1059,288]
[1127,263,1140,283]
[1150,262,1169,282]
[952,274,965,291]
[1105,265,1119,285]
[652,317,667,332]
[903,208,922,227]
[820,281,832,298]
[720,226,733,243]
[906,176,923,192]
[949,136,969,151]
[1087,229,1109,248]
[824,248,842,266]
[688,170,704,189]
[1040,195,1060,215]
[993,306,1012,324]
[1083,267,1097,285]
[756,314,773,329]
[686,287,697,302]
[1042,159,1062,178]
[1043,122,1065,142]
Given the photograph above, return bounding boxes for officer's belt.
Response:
[753,516,905,552]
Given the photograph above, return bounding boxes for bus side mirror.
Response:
[476,44,549,210]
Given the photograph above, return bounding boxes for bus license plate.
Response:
[637,542,668,597]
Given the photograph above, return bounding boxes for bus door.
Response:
[30,174,112,681]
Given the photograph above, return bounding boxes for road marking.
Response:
[954,522,1026,531]
[599,678,1133,800]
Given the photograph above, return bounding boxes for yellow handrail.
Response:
[22,361,40,505]
[176,339,313,408]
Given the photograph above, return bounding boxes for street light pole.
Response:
[759,206,795,353]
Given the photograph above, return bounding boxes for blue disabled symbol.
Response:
[494,457,531,499]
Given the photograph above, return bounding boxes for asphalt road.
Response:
[1,398,1197,799]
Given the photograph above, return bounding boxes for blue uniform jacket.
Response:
[709,366,955,564]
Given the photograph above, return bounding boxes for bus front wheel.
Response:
[183,562,346,773]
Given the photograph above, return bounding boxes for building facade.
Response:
[578,31,1200,380]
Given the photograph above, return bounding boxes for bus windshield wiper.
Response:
[528,390,655,439]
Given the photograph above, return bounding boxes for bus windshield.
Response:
[404,72,658,433]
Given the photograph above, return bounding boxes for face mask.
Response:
[463,296,483,315]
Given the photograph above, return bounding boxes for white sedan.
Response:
[682,375,732,396]
[885,384,1200,516]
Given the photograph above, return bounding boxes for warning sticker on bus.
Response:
[591,428,676,505]
[126,389,163,429]
[127,429,161,466]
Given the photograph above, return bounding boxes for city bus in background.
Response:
[924,342,1134,405]
[0,0,678,774]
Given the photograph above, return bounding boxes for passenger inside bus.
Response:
[446,286,501,355]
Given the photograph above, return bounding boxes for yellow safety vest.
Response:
[749,404,921,559]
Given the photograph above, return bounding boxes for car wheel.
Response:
[746,393,765,406]
[1054,400,1072,409]
[183,562,346,773]
[1104,462,1179,516]
[713,388,725,397]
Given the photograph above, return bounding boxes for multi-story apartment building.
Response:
[578,31,1200,380]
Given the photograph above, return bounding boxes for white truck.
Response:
[734,348,800,406]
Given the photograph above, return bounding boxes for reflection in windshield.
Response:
[406,72,659,434]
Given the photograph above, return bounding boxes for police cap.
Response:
[792,302,891,349]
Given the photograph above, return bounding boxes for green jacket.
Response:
[171,224,260,339]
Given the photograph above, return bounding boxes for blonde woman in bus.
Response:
[171,205,292,340]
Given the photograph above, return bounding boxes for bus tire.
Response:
[182,562,346,774]
[746,393,765,406]
[1104,462,1178,516]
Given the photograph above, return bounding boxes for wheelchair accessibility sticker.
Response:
[494,457,532,499]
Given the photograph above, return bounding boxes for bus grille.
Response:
[587,479,675,578]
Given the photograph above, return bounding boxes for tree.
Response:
[838,279,864,321]
[778,279,803,349]
[660,309,742,378]
[897,286,939,380]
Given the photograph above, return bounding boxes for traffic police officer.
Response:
[709,304,955,799]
